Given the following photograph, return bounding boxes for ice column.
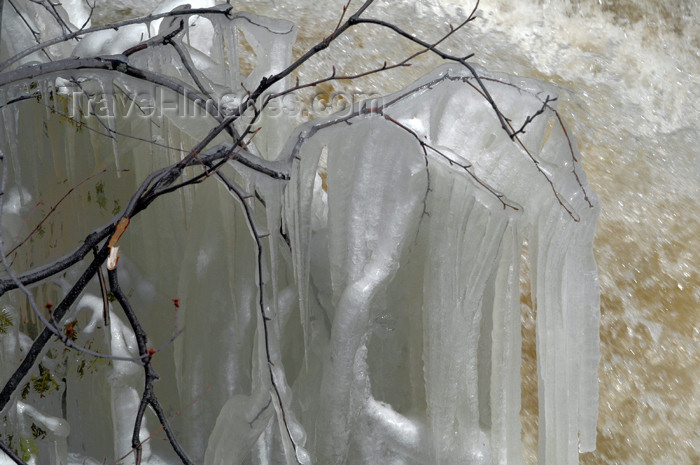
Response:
[316,118,427,463]
[286,64,599,465]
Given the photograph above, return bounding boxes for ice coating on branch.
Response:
[0,1,76,67]
[148,0,215,36]
[72,2,215,58]
[204,393,275,465]
[15,401,70,465]
[205,11,297,159]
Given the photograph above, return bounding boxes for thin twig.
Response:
[210,168,302,464]
[5,169,128,257]
[108,269,193,465]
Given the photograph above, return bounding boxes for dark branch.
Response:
[0,439,27,465]
[0,242,110,413]
[108,268,193,465]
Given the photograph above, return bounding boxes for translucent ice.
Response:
[283,64,599,465]
[0,5,599,465]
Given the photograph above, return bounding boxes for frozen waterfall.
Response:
[279,65,600,465]
[0,2,599,465]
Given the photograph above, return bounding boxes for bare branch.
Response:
[0,239,112,412]
[108,268,193,465]
[352,12,513,137]
[0,438,27,465]
[211,167,302,464]
[382,113,519,212]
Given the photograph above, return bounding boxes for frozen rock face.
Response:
[0,2,599,465]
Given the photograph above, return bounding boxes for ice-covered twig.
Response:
[29,0,74,36]
[479,75,594,211]
[351,2,513,138]
[511,95,556,138]
[0,57,223,127]
[0,4,235,71]
[446,74,581,221]
[76,0,96,33]
[549,106,594,208]
[382,113,519,212]
[6,0,46,50]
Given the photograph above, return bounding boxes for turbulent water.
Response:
[2,0,698,464]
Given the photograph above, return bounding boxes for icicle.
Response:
[1,103,24,204]
[236,13,297,160]
[207,14,240,91]
[527,107,600,465]
[62,91,77,182]
[258,177,282,332]
[234,12,296,93]
[421,173,512,465]
[40,78,52,121]
[0,306,21,388]
[89,76,120,173]
[236,165,311,464]
[488,218,525,465]
[283,131,329,371]
[313,118,427,464]
[204,392,275,465]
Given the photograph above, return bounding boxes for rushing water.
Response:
[9,0,700,464]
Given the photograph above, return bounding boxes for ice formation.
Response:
[279,65,600,465]
[0,1,599,465]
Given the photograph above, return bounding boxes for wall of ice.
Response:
[0,1,611,465]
